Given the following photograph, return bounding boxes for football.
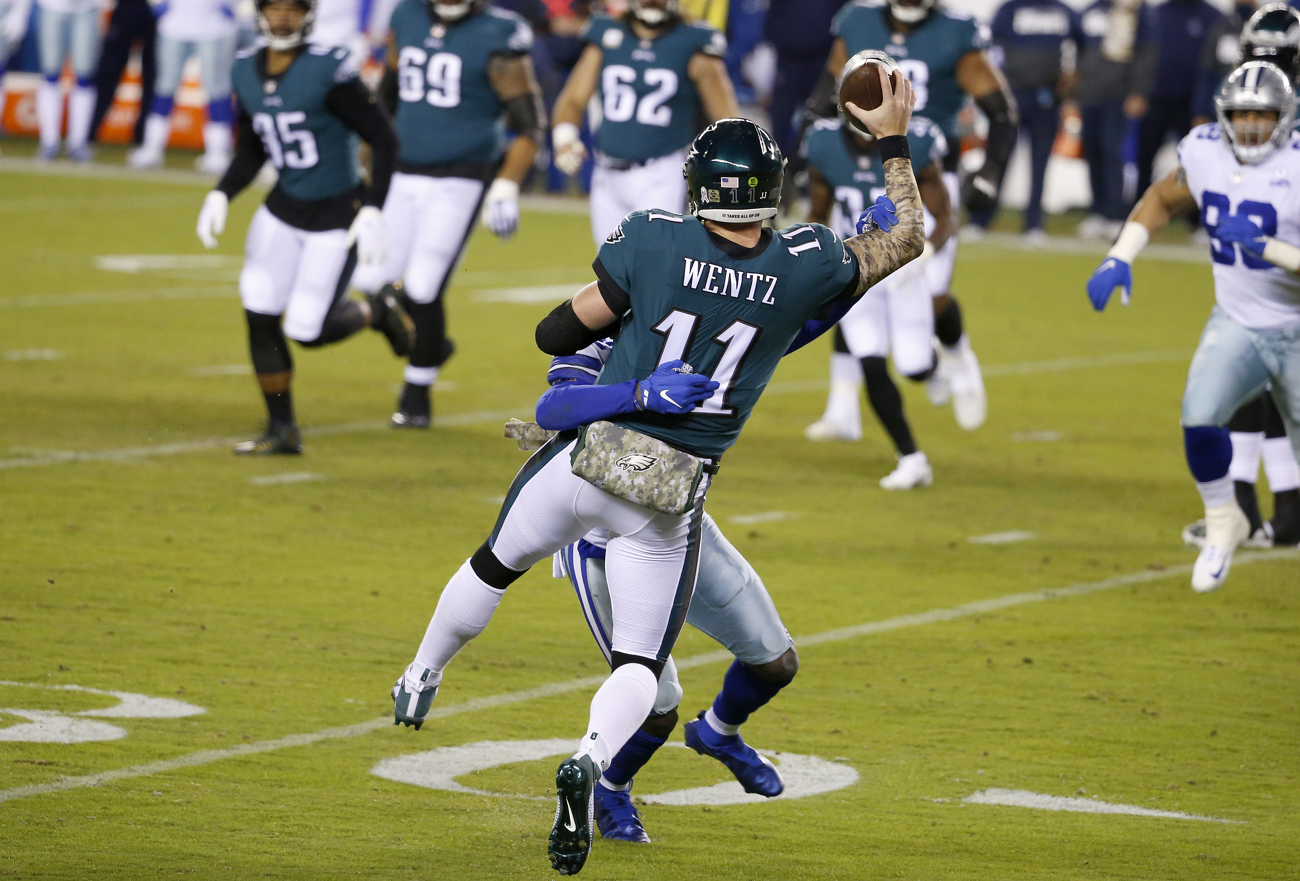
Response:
[839,50,902,136]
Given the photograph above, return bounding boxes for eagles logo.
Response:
[615,454,658,472]
[606,224,625,244]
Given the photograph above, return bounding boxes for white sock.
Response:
[1228,431,1263,483]
[1262,436,1300,493]
[819,353,861,425]
[413,559,505,687]
[704,706,739,737]
[141,113,172,155]
[943,334,971,357]
[598,775,630,792]
[66,84,96,150]
[576,664,657,772]
[202,120,232,160]
[1196,475,1235,509]
[37,81,62,150]
[405,365,440,386]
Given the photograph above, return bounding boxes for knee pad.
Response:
[611,650,665,680]
[1184,425,1233,482]
[470,541,527,590]
[245,310,292,375]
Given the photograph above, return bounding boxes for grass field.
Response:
[1,151,1297,880]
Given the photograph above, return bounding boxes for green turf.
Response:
[0,162,1296,880]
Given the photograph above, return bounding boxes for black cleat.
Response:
[548,754,598,875]
[391,382,431,429]
[233,422,303,455]
[368,284,416,357]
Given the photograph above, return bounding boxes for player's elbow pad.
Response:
[536,299,608,356]
[505,92,546,146]
[976,90,1018,171]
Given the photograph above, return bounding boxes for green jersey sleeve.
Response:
[592,211,647,316]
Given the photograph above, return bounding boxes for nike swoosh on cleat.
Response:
[563,801,577,832]
[659,390,682,409]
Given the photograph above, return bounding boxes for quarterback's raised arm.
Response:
[840,69,926,295]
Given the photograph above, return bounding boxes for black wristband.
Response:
[877,135,910,163]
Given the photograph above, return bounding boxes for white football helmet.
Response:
[1214,60,1296,164]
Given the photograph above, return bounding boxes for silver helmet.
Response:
[1240,4,1300,85]
[837,50,901,140]
[889,0,937,25]
[255,0,316,51]
[428,0,488,23]
[630,0,679,27]
[1214,60,1296,164]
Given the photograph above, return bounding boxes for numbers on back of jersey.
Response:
[1202,190,1278,269]
[398,47,463,108]
[251,112,318,170]
[602,65,679,127]
[895,60,929,112]
[651,309,761,417]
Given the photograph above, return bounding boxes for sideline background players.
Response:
[352,0,545,428]
[550,0,737,244]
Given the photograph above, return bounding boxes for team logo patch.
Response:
[263,80,277,94]
[615,454,658,472]
[602,28,624,49]
[700,186,711,203]
[606,223,625,243]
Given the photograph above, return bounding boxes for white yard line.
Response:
[1,546,1295,805]
[964,788,1240,823]
[247,472,325,486]
[969,531,1037,545]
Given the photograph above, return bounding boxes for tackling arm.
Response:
[689,52,741,122]
[956,50,1019,213]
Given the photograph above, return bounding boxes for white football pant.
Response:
[589,149,689,246]
[837,258,936,375]
[925,172,961,296]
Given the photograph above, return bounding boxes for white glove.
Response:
[1,9,27,45]
[552,122,587,177]
[196,190,228,249]
[482,177,520,240]
[346,205,387,266]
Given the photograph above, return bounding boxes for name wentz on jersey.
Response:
[1179,122,1300,330]
[593,210,859,459]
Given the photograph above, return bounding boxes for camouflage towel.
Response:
[503,418,558,452]
[569,421,704,516]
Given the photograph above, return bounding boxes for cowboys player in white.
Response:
[351,0,545,427]
[549,0,738,245]
[1086,60,1300,591]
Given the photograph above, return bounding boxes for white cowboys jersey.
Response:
[1178,123,1300,330]
[157,0,237,41]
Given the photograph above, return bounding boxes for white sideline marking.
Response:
[4,349,63,361]
[1011,430,1062,443]
[964,788,1240,823]
[186,364,252,377]
[95,255,243,274]
[473,284,585,304]
[247,472,324,486]
[729,511,795,526]
[2,547,1296,805]
[969,531,1037,545]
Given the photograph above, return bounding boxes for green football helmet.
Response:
[683,118,785,223]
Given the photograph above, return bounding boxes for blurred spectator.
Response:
[90,0,156,144]
[723,0,763,104]
[1074,0,1155,239]
[36,0,102,161]
[1135,0,1221,196]
[1192,0,1257,125]
[764,0,841,156]
[680,0,725,31]
[128,0,237,173]
[310,0,373,59]
[977,0,1082,239]
[0,0,32,137]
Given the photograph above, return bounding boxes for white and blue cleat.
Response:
[593,781,650,843]
[391,663,438,730]
[683,711,784,797]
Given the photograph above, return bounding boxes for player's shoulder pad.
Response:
[581,13,617,47]
[683,19,727,58]
[1176,122,1223,169]
[775,221,852,266]
[485,6,534,54]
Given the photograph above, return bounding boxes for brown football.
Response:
[839,57,902,135]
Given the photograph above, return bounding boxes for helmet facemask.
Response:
[256,0,316,51]
[888,0,936,25]
[630,0,679,27]
[1215,61,1295,163]
[429,0,486,23]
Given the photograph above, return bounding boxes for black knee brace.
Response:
[611,651,665,680]
[408,297,452,368]
[935,297,963,348]
[246,310,293,375]
[470,542,528,590]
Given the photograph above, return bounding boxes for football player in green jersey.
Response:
[824,7,1016,430]
[195,0,411,455]
[351,0,546,427]
[389,69,925,875]
[550,0,738,245]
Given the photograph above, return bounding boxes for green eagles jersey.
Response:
[231,45,362,202]
[801,115,946,239]
[390,1,533,166]
[582,14,727,162]
[594,210,859,458]
[832,0,989,148]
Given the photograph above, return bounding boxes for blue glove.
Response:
[634,360,720,415]
[1086,257,1133,311]
[856,196,898,235]
[1214,214,1267,257]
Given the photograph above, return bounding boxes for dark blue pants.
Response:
[972,87,1061,231]
[770,53,826,158]
[1136,96,1193,196]
[90,0,155,144]
[1080,100,1127,221]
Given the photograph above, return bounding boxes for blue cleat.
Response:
[391,663,437,730]
[683,711,784,797]
[548,754,598,875]
[593,782,650,843]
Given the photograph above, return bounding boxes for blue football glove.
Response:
[634,360,720,415]
[856,196,898,235]
[1214,214,1267,257]
[1086,257,1133,311]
